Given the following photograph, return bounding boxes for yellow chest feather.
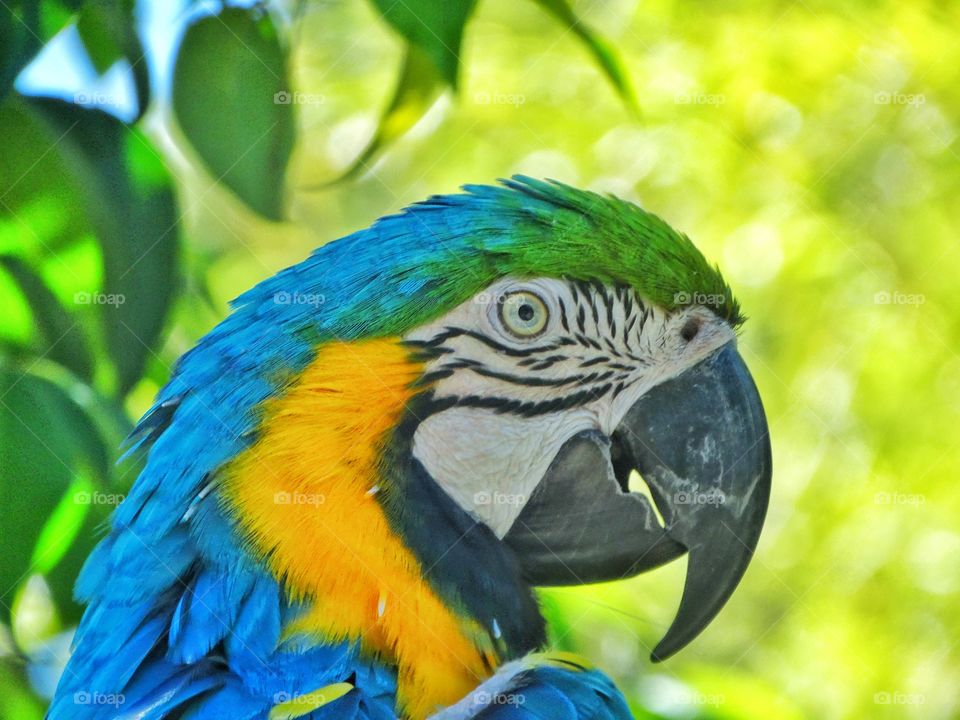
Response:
[221,339,494,719]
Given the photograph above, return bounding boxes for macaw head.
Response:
[221,176,770,663]
[367,178,771,662]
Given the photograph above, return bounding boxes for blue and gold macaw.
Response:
[49,177,771,720]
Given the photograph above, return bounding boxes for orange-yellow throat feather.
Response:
[222,339,493,719]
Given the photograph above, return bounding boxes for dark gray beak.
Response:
[503,342,771,661]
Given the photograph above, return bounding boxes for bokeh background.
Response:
[1,1,958,718]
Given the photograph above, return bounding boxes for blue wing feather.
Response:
[449,664,632,720]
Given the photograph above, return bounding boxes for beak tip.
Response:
[648,625,693,664]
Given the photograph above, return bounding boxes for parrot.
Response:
[47,176,771,720]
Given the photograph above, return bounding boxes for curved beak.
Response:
[503,342,771,661]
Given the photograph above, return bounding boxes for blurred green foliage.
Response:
[1,0,959,718]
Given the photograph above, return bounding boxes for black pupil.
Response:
[517,303,535,322]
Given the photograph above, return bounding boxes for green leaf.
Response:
[370,0,477,89]
[0,370,108,624]
[30,476,92,575]
[0,255,94,381]
[172,7,293,220]
[75,0,151,118]
[76,3,124,74]
[531,0,639,114]
[0,87,91,259]
[41,475,116,624]
[331,43,444,183]
[0,93,178,396]
[101,186,178,396]
[0,657,45,720]
[20,96,180,396]
[0,265,35,348]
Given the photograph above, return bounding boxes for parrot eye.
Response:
[499,291,549,338]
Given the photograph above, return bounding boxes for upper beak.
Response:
[503,342,771,661]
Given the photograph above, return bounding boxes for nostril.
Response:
[680,318,701,342]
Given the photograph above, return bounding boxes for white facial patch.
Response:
[412,406,597,537]
[404,277,735,536]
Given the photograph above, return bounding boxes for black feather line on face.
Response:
[576,334,603,351]
[604,338,625,357]
[464,366,589,388]
[446,384,613,418]
[557,297,571,332]
[416,327,561,358]
[623,314,637,348]
[376,394,546,658]
[526,354,568,370]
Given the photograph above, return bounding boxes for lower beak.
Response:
[503,342,771,661]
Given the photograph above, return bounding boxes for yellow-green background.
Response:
[1,1,958,718]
